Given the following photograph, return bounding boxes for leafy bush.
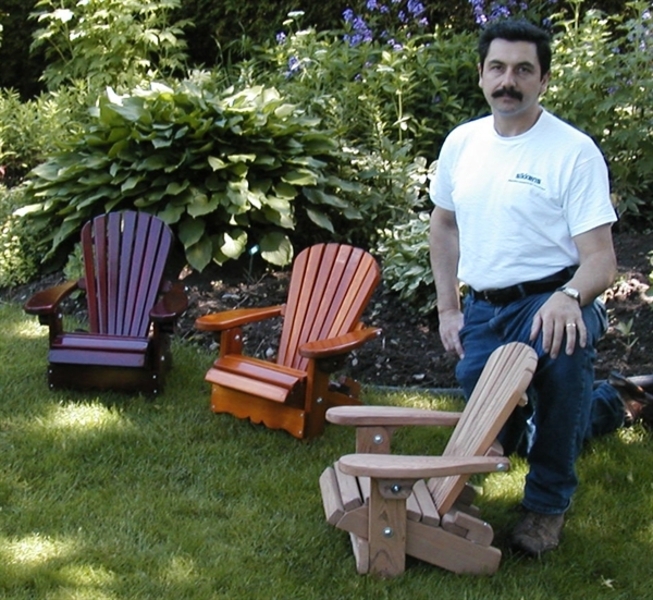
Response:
[0,87,90,183]
[30,0,191,92]
[246,13,483,246]
[376,209,435,314]
[547,0,653,222]
[22,77,364,271]
[263,13,483,158]
[0,184,42,287]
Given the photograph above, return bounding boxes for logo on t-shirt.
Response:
[511,172,544,189]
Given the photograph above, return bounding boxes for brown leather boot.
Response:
[510,510,565,557]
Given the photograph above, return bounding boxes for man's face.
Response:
[478,38,549,121]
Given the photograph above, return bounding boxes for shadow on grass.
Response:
[2,301,653,600]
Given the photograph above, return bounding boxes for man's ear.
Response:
[540,71,551,94]
[478,62,483,87]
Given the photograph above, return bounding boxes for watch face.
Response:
[563,287,580,301]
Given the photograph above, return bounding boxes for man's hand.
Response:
[530,292,586,358]
[438,308,465,358]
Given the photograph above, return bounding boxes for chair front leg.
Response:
[42,312,64,346]
[218,327,244,358]
[302,359,331,439]
[367,477,417,578]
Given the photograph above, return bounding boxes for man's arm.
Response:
[430,206,465,358]
[530,223,617,358]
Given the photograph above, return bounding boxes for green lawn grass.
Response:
[1,300,652,600]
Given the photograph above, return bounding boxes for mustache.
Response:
[492,87,523,101]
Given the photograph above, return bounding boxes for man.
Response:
[429,18,652,558]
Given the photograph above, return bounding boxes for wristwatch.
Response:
[556,285,581,304]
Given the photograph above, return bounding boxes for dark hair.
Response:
[478,19,552,76]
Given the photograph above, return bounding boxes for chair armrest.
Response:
[195,305,284,331]
[23,280,80,315]
[150,282,189,322]
[326,405,462,428]
[338,453,510,479]
[298,327,382,359]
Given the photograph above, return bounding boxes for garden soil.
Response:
[3,229,653,391]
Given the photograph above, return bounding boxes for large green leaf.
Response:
[165,181,190,196]
[187,190,221,217]
[121,175,144,192]
[281,169,318,186]
[186,235,213,272]
[208,156,228,171]
[302,188,348,208]
[272,182,297,199]
[157,203,186,223]
[218,229,247,259]
[305,207,334,233]
[178,217,205,248]
[259,232,293,266]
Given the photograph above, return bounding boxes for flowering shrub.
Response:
[261,12,481,248]
[342,0,429,48]
[468,0,560,26]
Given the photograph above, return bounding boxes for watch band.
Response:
[556,285,581,304]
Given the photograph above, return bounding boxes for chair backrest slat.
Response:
[428,342,537,515]
[276,244,380,371]
[82,211,173,337]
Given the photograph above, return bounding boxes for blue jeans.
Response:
[455,292,624,515]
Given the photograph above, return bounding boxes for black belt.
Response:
[470,267,577,305]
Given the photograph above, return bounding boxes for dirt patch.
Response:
[4,230,653,390]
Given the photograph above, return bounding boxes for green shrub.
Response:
[260,14,484,158]
[0,184,42,287]
[547,0,653,222]
[376,209,435,315]
[30,0,191,93]
[22,77,364,271]
[0,87,90,182]
[244,14,483,245]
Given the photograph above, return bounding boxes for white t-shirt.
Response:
[430,109,617,291]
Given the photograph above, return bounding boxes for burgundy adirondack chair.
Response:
[24,211,188,395]
[195,243,382,439]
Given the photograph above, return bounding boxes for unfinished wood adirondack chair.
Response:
[24,211,188,395]
[319,341,537,577]
[194,243,381,440]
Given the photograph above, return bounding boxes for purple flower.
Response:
[407,0,426,16]
[284,56,302,78]
[276,32,287,45]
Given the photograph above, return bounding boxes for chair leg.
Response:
[367,477,415,578]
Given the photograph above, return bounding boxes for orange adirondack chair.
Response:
[319,342,538,577]
[24,211,188,395]
[195,243,382,439]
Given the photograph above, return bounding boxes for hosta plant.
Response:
[22,78,363,271]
